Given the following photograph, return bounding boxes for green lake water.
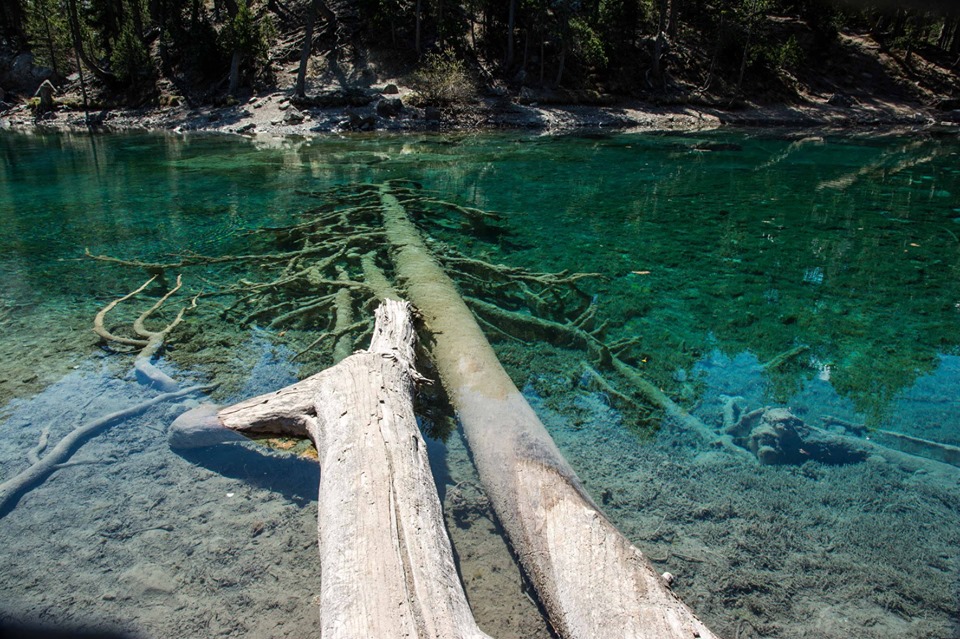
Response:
[1,129,959,638]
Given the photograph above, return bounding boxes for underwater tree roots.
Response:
[93,181,730,638]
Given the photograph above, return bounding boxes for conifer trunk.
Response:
[295,0,320,97]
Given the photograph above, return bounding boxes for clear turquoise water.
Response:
[1,129,959,638]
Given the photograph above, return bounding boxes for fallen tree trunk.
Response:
[378,186,719,639]
[170,300,490,639]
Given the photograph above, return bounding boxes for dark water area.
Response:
[1,129,959,638]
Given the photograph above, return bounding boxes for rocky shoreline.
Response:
[3,85,958,137]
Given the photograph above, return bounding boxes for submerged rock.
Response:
[724,400,867,465]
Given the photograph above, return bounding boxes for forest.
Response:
[1,0,958,109]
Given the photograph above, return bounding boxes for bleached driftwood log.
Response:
[170,300,490,639]
[378,187,719,639]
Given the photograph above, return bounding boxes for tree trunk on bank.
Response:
[228,49,242,98]
[415,0,422,56]
[71,34,90,125]
[735,19,752,96]
[294,0,336,98]
[506,0,516,67]
[66,0,118,85]
[376,187,719,639]
[650,0,668,89]
[667,0,679,38]
[554,16,568,87]
[295,0,320,97]
[171,301,490,639]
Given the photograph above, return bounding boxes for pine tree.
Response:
[25,0,71,77]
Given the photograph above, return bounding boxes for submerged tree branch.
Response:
[0,385,213,516]
[376,184,720,639]
[93,274,198,392]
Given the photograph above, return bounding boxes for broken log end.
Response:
[168,403,244,448]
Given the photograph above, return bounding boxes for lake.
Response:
[1,129,958,638]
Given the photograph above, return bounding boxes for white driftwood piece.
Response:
[171,300,490,639]
[379,187,720,639]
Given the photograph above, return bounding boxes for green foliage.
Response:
[411,49,477,105]
[733,0,773,26]
[355,0,405,48]
[11,0,959,104]
[219,0,275,92]
[890,14,937,53]
[746,33,804,75]
[221,1,274,61]
[570,17,607,69]
[182,15,224,81]
[794,0,840,44]
[25,0,71,77]
[0,0,30,48]
[773,35,802,72]
[110,20,152,86]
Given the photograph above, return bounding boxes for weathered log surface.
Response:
[378,187,720,639]
[170,300,490,639]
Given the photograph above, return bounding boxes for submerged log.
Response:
[170,300,490,639]
[378,186,719,639]
[873,429,960,468]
